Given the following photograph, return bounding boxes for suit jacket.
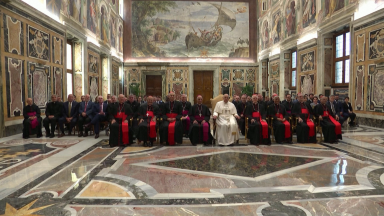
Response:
[62,101,79,119]
[92,102,108,117]
[327,101,341,117]
[236,102,247,116]
[342,102,353,113]
[79,101,94,118]
[45,101,62,118]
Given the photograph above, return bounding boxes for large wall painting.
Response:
[302,0,316,28]
[87,0,99,35]
[132,1,250,58]
[300,74,315,95]
[272,10,282,44]
[285,0,296,37]
[324,0,345,17]
[300,51,315,72]
[70,0,82,23]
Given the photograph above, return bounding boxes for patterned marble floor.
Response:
[1,125,384,215]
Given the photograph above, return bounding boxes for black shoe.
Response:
[95,134,99,139]
[23,136,29,139]
[78,132,83,137]
[50,134,55,138]
[83,132,88,137]
[277,142,283,144]
[287,141,293,144]
[192,143,197,146]
[149,141,153,147]
[143,142,148,147]
[46,133,51,138]
[37,135,42,138]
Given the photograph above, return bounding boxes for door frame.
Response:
[189,66,220,105]
[141,70,166,100]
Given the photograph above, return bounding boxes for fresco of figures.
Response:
[131,1,250,58]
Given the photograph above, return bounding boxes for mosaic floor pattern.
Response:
[0,125,384,215]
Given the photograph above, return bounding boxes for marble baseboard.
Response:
[356,117,384,128]
[4,123,23,137]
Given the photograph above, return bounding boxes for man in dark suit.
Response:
[58,94,78,137]
[314,96,342,143]
[126,94,140,139]
[236,94,248,136]
[91,95,108,138]
[342,97,356,126]
[43,94,62,138]
[78,94,94,137]
[328,95,344,125]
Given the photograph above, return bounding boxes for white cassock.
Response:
[213,101,239,145]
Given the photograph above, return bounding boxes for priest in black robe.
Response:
[43,94,62,138]
[137,96,160,147]
[188,95,212,145]
[236,95,247,136]
[180,94,192,137]
[245,95,270,145]
[23,98,42,138]
[126,94,140,139]
[109,94,133,147]
[282,94,294,117]
[160,92,183,145]
[268,96,292,144]
[292,93,316,143]
[314,96,342,144]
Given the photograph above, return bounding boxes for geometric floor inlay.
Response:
[153,152,321,178]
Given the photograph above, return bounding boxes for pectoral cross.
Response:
[146,113,149,117]
[199,114,202,117]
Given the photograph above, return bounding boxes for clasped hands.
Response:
[193,120,206,124]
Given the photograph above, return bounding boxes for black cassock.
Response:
[23,104,42,138]
[160,101,183,145]
[188,104,213,145]
[268,103,292,143]
[181,101,192,135]
[314,104,342,143]
[292,102,316,143]
[245,103,271,145]
[282,100,294,117]
[108,103,133,147]
[236,102,247,136]
[137,104,160,142]
[126,101,140,136]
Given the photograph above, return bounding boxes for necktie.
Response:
[100,103,103,113]
[332,103,335,114]
[84,102,87,112]
[68,102,71,117]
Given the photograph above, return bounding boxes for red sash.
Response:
[195,115,209,142]
[166,113,178,145]
[252,112,268,139]
[323,111,342,135]
[27,112,38,129]
[302,109,315,137]
[115,112,129,145]
[182,110,190,131]
[146,111,157,138]
[276,113,291,139]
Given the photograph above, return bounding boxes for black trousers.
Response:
[43,117,57,135]
[78,115,92,132]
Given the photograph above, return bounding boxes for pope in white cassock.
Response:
[213,94,240,145]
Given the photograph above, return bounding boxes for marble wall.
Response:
[1,6,65,123]
[269,59,280,95]
[353,21,384,114]
[219,66,258,97]
[298,46,317,95]
[87,49,101,101]
[167,67,189,101]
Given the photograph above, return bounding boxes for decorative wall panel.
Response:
[355,65,364,110]
[53,67,63,98]
[3,15,23,55]
[220,67,257,96]
[300,74,315,95]
[28,25,50,61]
[356,34,365,62]
[89,76,99,101]
[167,67,189,100]
[5,57,24,118]
[27,62,51,110]
[74,73,83,99]
[369,28,384,60]
[52,36,63,65]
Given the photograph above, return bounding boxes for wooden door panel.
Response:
[146,75,162,96]
[194,71,213,108]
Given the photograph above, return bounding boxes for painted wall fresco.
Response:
[300,51,315,72]
[87,0,99,35]
[167,68,189,100]
[298,46,317,94]
[324,0,345,17]
[272,10,282,44]
[132,1,250,58]
[300,74,315,95]
[87,49,101,101]
[285,0,296,37]
[302,0,316,29]
[269,60,280,94]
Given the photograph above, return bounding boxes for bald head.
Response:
[27,98,33,105]
[181,94,187,102]
[320,96,328,105]
[196,95,203,104]
[118,94,125,104]
[274,96,280,104]
[147,96,154,106]
[169,92,175,102]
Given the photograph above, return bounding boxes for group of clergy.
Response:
[23,91,344,148]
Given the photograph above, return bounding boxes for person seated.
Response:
[292,93,316,143]
[160,92,183,145]
[213,94,240,146]
[126,94,140,139]
[245,94,270,145]
[58,94,78,137]
[180,94,192,137]
[137,96,160,147]
[77,94,94,137]
[328,95,344,125]
[23,98,42,139]
[342,97,356,126]
[109,94,133,147]
[43,95,62,138]
[310,96,319,110]
[188,95,213,145]
[91,95,108,138]
[104,94,111,104]
[268,96,292,144]
[236,94,247,136]
[314,96,342,144]
[282,93,294,117]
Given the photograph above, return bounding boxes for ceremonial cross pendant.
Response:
[146,113,149,117]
